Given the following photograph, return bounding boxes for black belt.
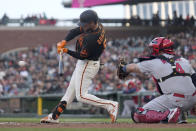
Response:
[88,58,99,61]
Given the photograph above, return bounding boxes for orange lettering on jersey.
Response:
[78,35,84,47]
[80,49,88,57]
[103,39,106,49]
[80,26,83,32]
[97,30,106,47]
[97,39,101,45]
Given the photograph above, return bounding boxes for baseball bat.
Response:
[58,50,64,76]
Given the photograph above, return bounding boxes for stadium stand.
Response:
[0,10,195,27]
[0,32,195,97]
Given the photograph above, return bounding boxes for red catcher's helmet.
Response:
[149,37,175,55]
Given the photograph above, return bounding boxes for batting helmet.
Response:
[149,37,175,55]
[78,10,98,27]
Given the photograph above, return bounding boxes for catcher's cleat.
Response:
[109,102,119,123]
[178,120,188,124]
[178,111,188,124]
[168,108,180,123]
[40,113,59,124]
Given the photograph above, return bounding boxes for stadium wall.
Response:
[0,26,190,53]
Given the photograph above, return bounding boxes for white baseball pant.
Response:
[61,60,116,111]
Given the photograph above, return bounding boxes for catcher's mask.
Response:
[148,37,175,56]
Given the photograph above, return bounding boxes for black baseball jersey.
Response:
[65,24,106,61]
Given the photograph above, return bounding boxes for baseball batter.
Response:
[40,10,118,123]
[117,37,196,123]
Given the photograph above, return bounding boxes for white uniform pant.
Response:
[61,60,116,111]
[143,93,196,112]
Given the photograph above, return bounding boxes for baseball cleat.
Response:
[168,108,180,123]
[40,113,59,124]
[109,102,119,123]
[178,120,188,124]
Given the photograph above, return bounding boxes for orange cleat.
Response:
[40,113,59,124]
[109,102,119,123]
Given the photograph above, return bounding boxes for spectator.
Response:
[152,11,160,26]
[0,32,195,97]
[1,13,9,25]
[190,16,195,27]
[121,79,141,117]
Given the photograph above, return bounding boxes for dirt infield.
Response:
[0,122,196,128]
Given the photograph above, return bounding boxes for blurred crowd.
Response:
[167,11,195,27]
[0,32,195,97]
[0,13,57,26]
[129,11,195,26]
[1,10,196,27]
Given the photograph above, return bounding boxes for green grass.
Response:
[0,118,196,131]
[0,117,196,123]
[0,117,132,123]
[1,128,196,131]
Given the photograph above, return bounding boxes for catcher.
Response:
[117,37,196,123]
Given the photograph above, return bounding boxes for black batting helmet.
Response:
[78,10,99,27]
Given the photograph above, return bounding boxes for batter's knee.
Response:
[76,94,84,102]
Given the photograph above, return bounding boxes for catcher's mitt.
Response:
[117,58,129,79]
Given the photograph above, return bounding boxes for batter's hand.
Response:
[57,48,68,54]
[57,40,67,49]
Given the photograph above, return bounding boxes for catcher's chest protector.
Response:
[155,55,191,83]
[138,55,191,83]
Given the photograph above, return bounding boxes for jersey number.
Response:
[176,63,185,73]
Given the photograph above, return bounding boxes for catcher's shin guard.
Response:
[131,107,170,123]
[51,101,67,120]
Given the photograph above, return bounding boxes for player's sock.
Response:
[51,101,67,120]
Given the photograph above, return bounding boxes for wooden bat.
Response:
[58,49,63,76]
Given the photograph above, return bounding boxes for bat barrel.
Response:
[58,51,64,76]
